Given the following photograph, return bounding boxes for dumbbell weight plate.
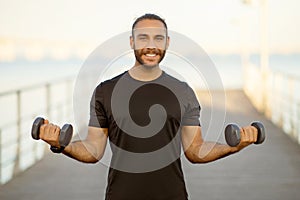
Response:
[225,124,241,147]
[31,117,44,140]
[59,124,73,147]
[251,121,266,144]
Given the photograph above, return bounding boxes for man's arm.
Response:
[181,126,257,163]
[63,127,108,163]
[39,119,108,163]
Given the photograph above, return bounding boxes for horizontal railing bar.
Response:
[0,102,68,130]
[0,75,75,97]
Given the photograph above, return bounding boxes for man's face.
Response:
[130,20,169,68]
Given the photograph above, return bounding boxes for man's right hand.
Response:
[39,119,61,148]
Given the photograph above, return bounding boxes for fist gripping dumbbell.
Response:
[31,117,73,153]
[225,121,266,147]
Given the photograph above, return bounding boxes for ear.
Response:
[130,36,134,49]
[165,36,170,50]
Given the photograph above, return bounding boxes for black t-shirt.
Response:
[89,71,201,200]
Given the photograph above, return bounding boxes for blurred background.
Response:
[0,0,299,185]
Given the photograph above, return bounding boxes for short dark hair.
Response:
[132,13,168,30]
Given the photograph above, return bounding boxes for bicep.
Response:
[181,126,203,161]
[85,126,108,158]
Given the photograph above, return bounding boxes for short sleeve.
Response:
[88,84,108,128]
[181,84,201,126]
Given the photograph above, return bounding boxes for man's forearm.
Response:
[186,142,239,163]
[63,140,101,163]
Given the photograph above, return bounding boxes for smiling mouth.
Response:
[145,53,157,57]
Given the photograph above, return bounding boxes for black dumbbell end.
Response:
[59,124,73,147]
[31,117,45,140]
[251,121,266,144]
[225,124,241,147]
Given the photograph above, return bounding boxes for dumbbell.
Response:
[31,117,73,149]
[225,121,265,147]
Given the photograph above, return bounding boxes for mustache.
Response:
[141,48,162,54]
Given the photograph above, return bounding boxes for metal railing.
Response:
[0,77,75,184]
[244,64,300,144]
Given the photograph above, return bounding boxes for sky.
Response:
[0,0,300,56]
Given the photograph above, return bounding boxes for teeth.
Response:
[145,54,156,57]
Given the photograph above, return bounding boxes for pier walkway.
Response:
[0,90,300,200]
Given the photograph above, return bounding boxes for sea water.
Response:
[0,54,299,93]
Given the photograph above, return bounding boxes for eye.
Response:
[137,35,148,41]
[155,36,165,42]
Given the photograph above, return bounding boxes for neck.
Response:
[129,62,162,81]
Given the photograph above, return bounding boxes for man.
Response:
[40,13,258,200]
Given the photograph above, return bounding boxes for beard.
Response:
[134,48,166,68]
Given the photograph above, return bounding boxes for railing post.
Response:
[44,84,51,154]
[46,83,51,118]
[298,102,300,144]
[0,129,2,183]
[288,78,295,137]
[66,79,72,121]
[13,90,21,176]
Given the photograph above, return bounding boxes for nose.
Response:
[145,39,156,49]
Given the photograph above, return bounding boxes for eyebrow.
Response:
[136,34,149,37]
[136,33,166,38]
[155,35,165,38]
